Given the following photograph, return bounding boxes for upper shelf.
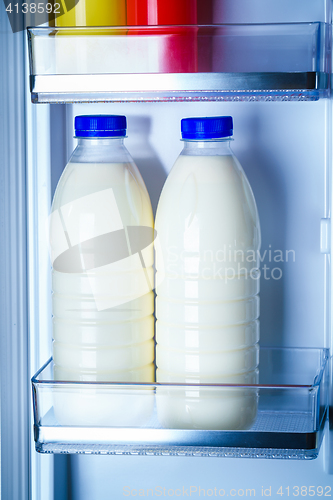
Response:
[27,23,331,103]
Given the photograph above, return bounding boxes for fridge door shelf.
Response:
[32,347,329,459]
[27,23,330,103]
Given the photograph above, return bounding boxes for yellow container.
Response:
[54,0,126,27]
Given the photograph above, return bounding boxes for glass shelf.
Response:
[32,347,329,459]
[27,23,330,103]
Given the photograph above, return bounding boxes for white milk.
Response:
[49,118,155,425]
[156,386,259,430]
[155,117,261,430]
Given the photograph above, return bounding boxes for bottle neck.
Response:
[181,138,233,156]
[71,136,131,164]
[76,137,125,147]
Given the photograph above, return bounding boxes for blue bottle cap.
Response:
[181,116,233,140]
[75,115,127,138]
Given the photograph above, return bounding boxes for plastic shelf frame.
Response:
[32,347,329,459]
[27,23,331,103]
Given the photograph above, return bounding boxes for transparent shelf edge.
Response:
[32,348,330,459]
[35,440,325,460]
[29,72,329,103]
[27,23,331,103]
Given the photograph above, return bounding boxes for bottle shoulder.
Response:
[156,153,244,209]
[51,160,153,227]
[155,152,260,247]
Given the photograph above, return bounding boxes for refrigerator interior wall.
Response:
[45,98,332,498]
[25,0,332,497]
[211,0,330,23]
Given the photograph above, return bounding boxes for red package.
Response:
[127,0,198,73]
[127,0,197,25]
